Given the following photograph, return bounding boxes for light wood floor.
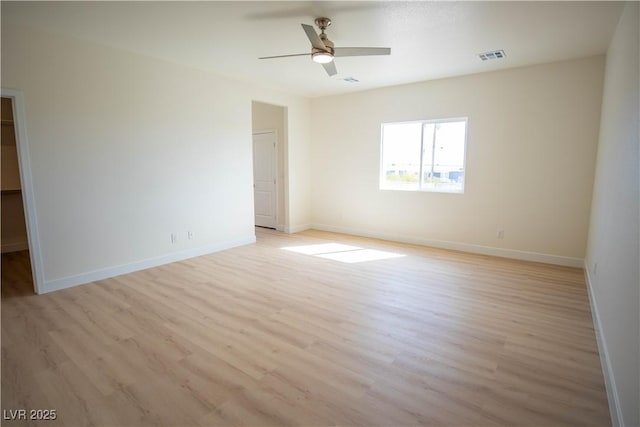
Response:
[2,229,610,426]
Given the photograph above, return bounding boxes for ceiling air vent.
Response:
[478,50,506,61]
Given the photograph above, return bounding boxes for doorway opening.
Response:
[1,90,43,295]
[2,96,31,295]
[251,101,286,231]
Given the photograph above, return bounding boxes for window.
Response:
[380,118,468,193]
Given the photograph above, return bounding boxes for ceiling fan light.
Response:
[312,51,334,64]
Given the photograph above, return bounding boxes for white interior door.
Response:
[252,131,277,228]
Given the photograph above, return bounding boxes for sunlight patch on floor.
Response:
[282,243,405,264]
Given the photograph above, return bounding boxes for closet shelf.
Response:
[1,189,21,194]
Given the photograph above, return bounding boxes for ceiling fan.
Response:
[258,17,391,76]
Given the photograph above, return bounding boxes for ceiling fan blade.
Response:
[334,47,391,57]
[301,23,327,51]
[322,61,337,76]
[259,53,310,60]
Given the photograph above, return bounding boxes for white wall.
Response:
[283,102,312,233]
[585,3,639,426]
[1,22,311,292]
[310,56,605,265]
[252,101,286,231]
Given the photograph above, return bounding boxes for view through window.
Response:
[380,118,468,193]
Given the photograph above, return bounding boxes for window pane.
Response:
[381,122,421,190]
[380,118,467,194]
[422,120,466,192]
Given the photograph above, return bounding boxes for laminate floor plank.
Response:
[1,228,610,426]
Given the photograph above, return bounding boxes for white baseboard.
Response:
[310,223,584,267]
[1,240,29,253]
[285,223,311,234]
[583,263,622,427]
[41,235,256,294]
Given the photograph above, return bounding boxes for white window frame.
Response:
[379,117,468,194]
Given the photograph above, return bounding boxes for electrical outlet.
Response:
[171,233,177,244]
[496,230,504,240]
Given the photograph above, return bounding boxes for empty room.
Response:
[1,1,638,426]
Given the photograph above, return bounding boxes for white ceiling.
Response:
[4,1,624,98]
